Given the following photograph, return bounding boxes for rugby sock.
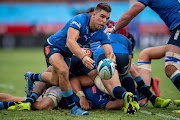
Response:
[24,92,38,104]
[150,78,153,87]
[134,76,156,105]
[30,72,44,82]
[2,102,16,109]
[112,86,127,99]
[120,74,137,101]
[62,89,76,109]
[171,74,180,91]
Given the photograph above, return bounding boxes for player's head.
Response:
[91,3,111,30]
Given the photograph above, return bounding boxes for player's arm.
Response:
[102,44,116,64]
[66,27,95,69]
[105,2,145,33]
[70,75,92,110]
[114,2,145,31]
[105,99,124,110]
[0,93,26,102]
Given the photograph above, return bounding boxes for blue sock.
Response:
[171,74,180,91]
[2,102,16,109]
[62,89,76,109]
[112,86,127,99]
[25,92,38,104]
[120,74,137,101]
[134,76,156,104]
[30,72,44,82]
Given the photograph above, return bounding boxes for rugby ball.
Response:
[97,59,115,80]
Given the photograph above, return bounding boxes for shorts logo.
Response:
[91,85,97,94]
[174,30,180,40]
[81,48,92,57]
[45,46,50,55]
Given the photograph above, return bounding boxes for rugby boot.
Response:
[154,97,171,108]
[70,105,89,115]
[124,92,136,114]
[152,77,160,97]
[8,102,31,110]
[24,72,34,97]
[173,100,180,107]
[134,101,140,111]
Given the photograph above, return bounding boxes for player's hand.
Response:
[82,55,95,69]
[79,96,91,110]
[104,28,115,33]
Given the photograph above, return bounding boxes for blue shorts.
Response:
[168,24,180,47]
[69,55,95,79]
[43,41,72,67]
[97,53,130,74]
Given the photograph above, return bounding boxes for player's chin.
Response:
[97,25,104,30]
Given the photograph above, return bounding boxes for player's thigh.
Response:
[49,53,69,73]
[139,46,166,61]
[102,70,121,94]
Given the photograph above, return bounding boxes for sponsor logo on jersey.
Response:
[71,21,81,29]
[91,85,97,94]
[81,48,92,57]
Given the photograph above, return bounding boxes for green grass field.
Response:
[0,48,180,120]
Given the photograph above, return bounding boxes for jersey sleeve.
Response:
[138,0,150,6]
[69,14,86,31]
[100,31,111,45]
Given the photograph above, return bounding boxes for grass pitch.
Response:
[0,48,180,120]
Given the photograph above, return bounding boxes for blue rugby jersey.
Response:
[73,85,111,109]
[138,0,180,31]
[47,13,110,55]
[93,33,132,64]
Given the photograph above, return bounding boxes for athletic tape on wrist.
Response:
[76,91,85,98]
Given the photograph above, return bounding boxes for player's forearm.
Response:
[115,2,145,32]
[66,39,85,60]
[103,44,114,59]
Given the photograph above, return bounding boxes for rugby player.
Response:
[105,0,180,93]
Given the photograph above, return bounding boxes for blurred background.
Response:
[0,0,170,49]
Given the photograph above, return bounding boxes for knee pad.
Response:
[137,60,151,71]
[43,86,63,107]
[165,52,180,70]
[94,75,110,95]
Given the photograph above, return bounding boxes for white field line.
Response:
[0,84,14,89]
[140,110,180,120]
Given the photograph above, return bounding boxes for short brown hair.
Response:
[94,3,111,13]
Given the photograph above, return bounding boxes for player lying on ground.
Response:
[0,78,124,111]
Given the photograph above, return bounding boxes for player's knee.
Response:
[165,65,177,78]
[165,52,180,77]
[56,66,69,77]
[139,48,151,61]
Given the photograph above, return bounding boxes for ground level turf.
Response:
[0,48,179,120]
